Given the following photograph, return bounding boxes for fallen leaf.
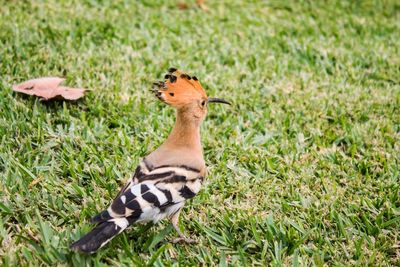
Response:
[13,77,87,101]
[177,2,189,9]
[177,0,208,11]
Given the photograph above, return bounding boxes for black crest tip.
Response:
[169,75,177,83]
[180,74,192,80]
[168,67,177,73]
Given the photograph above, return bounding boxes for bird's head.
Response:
[152,68,230,123]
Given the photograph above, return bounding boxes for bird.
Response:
[70,68,231,253]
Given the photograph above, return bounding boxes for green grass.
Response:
[1,0,399,265]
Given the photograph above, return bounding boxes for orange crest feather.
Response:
[153,68,207,107]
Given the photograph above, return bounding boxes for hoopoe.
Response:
[70,68,230,253]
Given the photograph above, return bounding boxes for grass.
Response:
[0,0,399,265]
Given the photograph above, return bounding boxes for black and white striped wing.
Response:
[91,161,203,224]
[71,160,204,253]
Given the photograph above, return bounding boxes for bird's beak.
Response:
[207,97,231,105]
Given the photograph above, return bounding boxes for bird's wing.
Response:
[91,161,203,224]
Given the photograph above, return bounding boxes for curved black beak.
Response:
[207,97,231,105]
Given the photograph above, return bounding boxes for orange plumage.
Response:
[153,68,207,108]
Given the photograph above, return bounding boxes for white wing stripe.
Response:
[130,185,141,196]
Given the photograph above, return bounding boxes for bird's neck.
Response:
[163,109,203,154]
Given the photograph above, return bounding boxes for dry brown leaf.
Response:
[177,2,189,9]
[177,0,208,11]
[13,77,87,101]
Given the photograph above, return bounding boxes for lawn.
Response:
[0,0,399,266]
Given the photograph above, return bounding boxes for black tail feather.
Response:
[91,210,112,224]
[70,222,122,253]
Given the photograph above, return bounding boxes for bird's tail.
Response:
[70,218,129,253]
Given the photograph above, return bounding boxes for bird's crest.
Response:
[153,68,207,107]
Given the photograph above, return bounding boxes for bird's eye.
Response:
[201,100,206,107]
